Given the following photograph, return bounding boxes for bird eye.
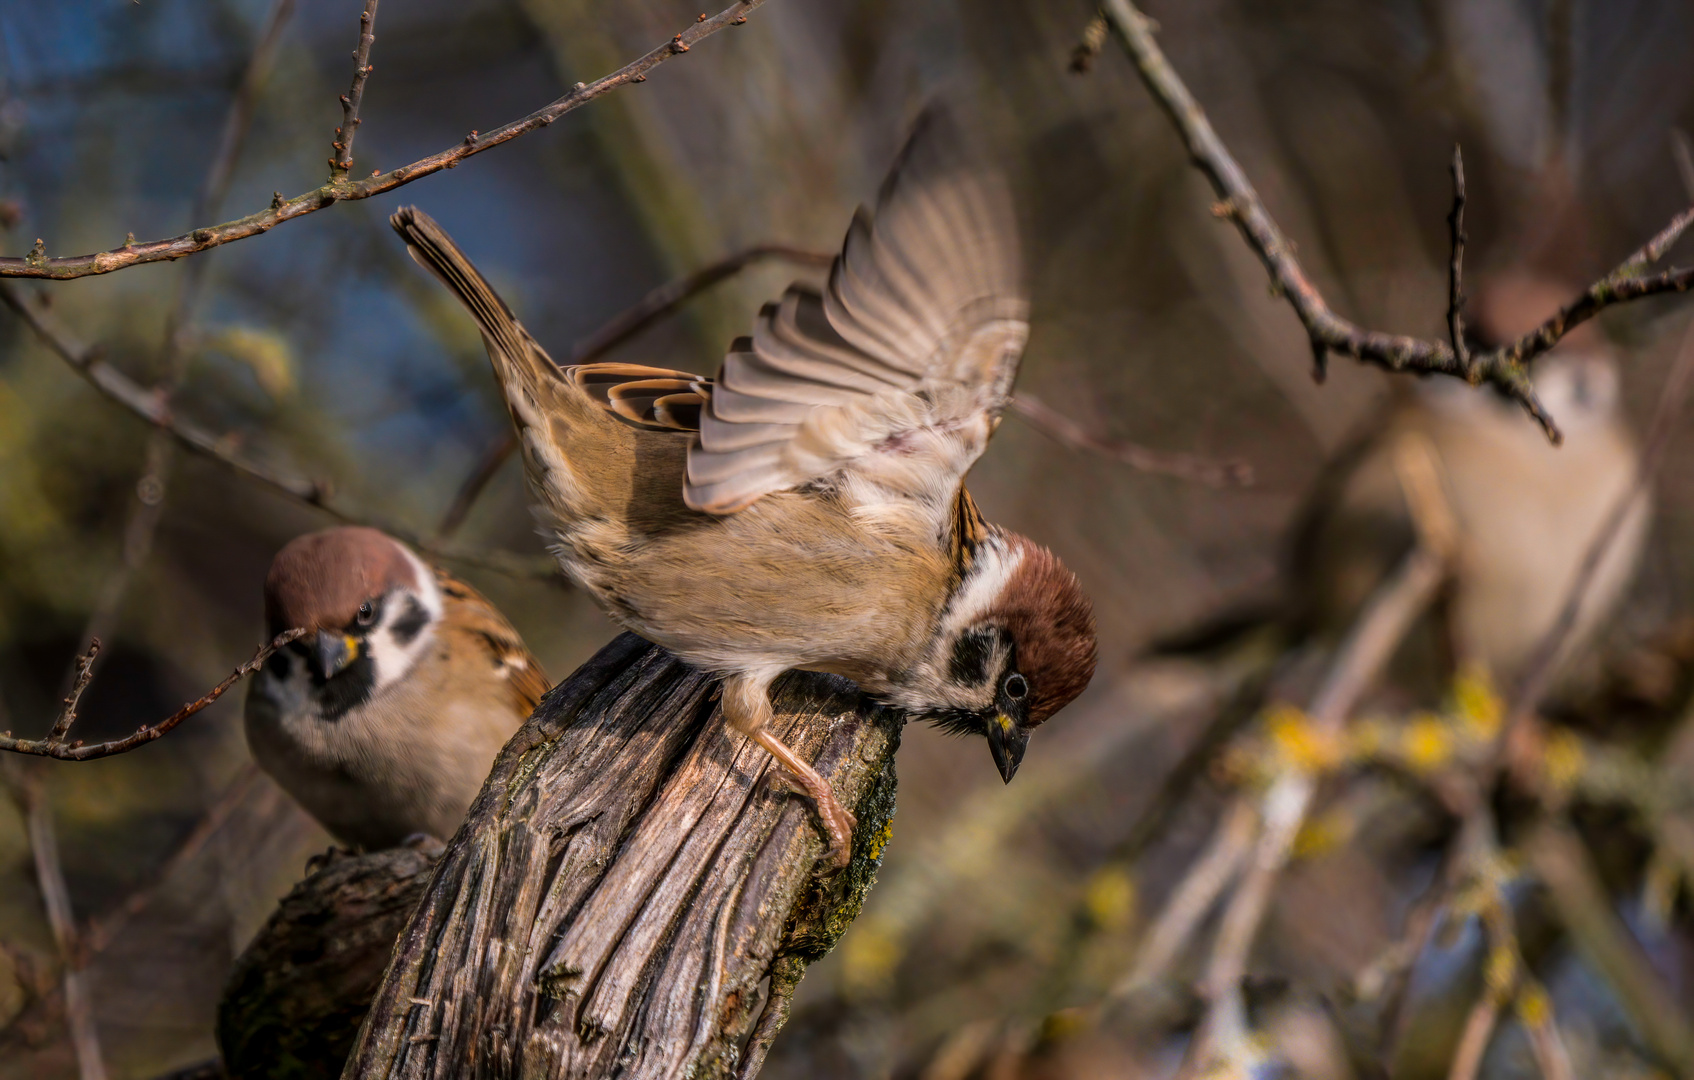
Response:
[356,601,376,627]
[1004,673,1028,700]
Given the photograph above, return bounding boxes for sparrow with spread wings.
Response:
[391,109,1095,866]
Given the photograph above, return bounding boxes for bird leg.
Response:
[722,673,856,869]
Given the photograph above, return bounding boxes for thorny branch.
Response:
[0,0,772,280]
[0,630,304,762]
[328,0,380,179]
[1090,0,1694,442]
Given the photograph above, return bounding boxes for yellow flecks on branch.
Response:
[1266,705,1342,772]
[1541,729,1586,794]
[1400,714,1454,773]
[1452,668,1502,740]
[1484,944,1518,999]
[1515,982,1552,1026]
[1083,866,1136,932]
[861,819,894,864]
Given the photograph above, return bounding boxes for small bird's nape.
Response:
[993,534,1096,725]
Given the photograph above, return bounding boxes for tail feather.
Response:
[389,206,559,396]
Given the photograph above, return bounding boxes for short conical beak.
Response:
[310,629,358,680]
[986,715,1029,784]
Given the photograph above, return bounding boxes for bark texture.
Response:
[344,633,902,1079]
[218,843,443,1079]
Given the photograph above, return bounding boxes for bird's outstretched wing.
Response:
[684,107,1028,515]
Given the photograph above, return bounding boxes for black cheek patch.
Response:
[389,595,430,646]
[948,627,998,687]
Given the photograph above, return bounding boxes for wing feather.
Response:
[684,106,1029,516]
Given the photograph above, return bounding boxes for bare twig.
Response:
[0,630,304,762]
[328,0,380,179]
[1446,145,1470,367]
[1505,314,1694,740]
[434,431,517,540]
[1094,0,1694,441]
[1011,395,1253,487]
[570,243,832,363]
[0,0,771,280]
[1674,130,1694,203]
[2,763,106,1080]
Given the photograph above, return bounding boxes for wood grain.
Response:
[345,633,902,1079]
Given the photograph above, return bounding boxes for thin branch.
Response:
[2,763,106,1080]
[570,243,832,363]
[1110,799,1257,996]
[0,630,304,762]
[1446,995,1500,1080]
[435,431,517,540]
[1446,144,1469,367]
[1094,0,1694,442]
[328,0,380,179]
[0,0,772,280]
[1010,395,1253,487]
[1505,312,1694,741]
[0,280,559,580]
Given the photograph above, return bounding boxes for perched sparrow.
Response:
[392,110,1096,866]
[1291,273,1649,685]
[245,526,549,850]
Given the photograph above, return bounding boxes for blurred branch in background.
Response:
[0,0,773,281]
[1088,0,1694,442]
[0,630,303,762]
[1164,434,1457,1076]
[0,277,557,581]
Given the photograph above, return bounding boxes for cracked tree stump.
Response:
[343,632,902,1079]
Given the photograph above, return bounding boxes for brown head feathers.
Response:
[265,526,420,633]
[996,534,1096,725]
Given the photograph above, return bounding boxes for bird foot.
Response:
[752,728,856,870]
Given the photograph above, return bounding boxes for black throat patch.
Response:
[313,650,376,722]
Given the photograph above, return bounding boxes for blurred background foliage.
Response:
[3,0,1694,1077]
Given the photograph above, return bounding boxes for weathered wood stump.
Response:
[343,633,902,1079]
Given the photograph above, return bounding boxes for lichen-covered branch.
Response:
[345,634,901,1078]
